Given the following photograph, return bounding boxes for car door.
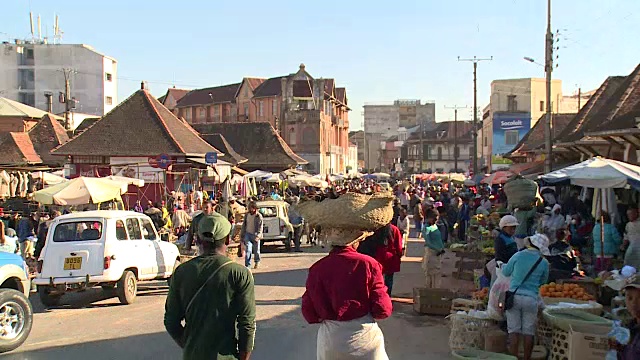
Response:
[140,217,164,277]
[124,217,153,280]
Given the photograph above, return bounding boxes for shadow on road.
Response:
[253,268,309,288]
[3,332,181,360]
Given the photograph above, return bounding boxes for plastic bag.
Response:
[487,265,511,320]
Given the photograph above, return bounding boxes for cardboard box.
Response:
[568,323,611,360]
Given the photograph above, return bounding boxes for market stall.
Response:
[32,176,127,206]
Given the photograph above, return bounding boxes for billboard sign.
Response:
[492,112,531,155]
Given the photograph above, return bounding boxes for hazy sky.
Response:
[2,0,639,129]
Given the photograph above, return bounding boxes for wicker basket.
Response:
[296,193,393,230]
[536,314,554,348]
[549,328,570,360]
[504,176,538,208]
[448,313,498,351]
[542,308,612,332]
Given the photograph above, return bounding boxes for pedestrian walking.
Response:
[35,210,60,259]
[17,212,36,259]
[396,208,409,256]
[164,212,256,360]
[186,201,214,251]
[302,228,392,359]
[422,209,445,288]
[287,205,304,252]
[240,202,263,269]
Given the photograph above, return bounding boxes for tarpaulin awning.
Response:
[33,176,126,205]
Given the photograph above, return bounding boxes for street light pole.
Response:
[458,56,493,177]
[544,0,554,173]
[445,105,469,172]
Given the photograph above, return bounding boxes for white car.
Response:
[34,210,181,306]
[256,200,293,245]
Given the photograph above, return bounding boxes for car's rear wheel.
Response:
[116,271,137,305]
[0,288,33,353]
[37,286,62,308]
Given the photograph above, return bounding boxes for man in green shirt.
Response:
[421,209,445,288]
[164,212,256,360]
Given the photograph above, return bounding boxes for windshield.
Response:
[258,206,278,218]
[53,221,103,242]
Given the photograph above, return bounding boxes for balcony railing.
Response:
[406,154,473,161]
[288,109,321,123]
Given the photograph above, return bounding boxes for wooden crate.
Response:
[413,287,457,316]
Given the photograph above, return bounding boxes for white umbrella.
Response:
[33,176,126,205]
[289,175,329,189]
[32,172,68,186]
[245,170,273,180]
[104,175,145,188]
[372,172,391,180]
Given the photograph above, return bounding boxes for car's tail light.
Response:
[104,256,111,270]
[37,260,43,273]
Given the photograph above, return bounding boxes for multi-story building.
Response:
[348,130,365,171]
[479,78,590,170]
[0,40,117,122]
[363,99,435,170]
[171,64,350,174]
[404,121,474,173]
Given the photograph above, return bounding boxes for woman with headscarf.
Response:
[542,204,566,243]
[592,211,622,272]
[503,233,550,360]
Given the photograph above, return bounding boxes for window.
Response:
[484,137,488,146]
[140,218,157,240]
[258,206,277,217]
[540,100,545,111]
[105,96,113,105]
[214,105,220,121]
[243,104,249,117]
[454,146,460,158]
[289,128,296,145]
[184,108,192,121]
[53,221,103,242]
[126,218,142,240]
[259,101,264,117]
[272,100,278,115]
[507,95,518,112]
[105,73,113,82]
[115,220,128,240]
[437,147,443,160]
[505,130,519,145]
[25,48,34,59]
[199,107,206,122]
[27,70,34,81]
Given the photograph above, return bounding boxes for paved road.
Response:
[4,238,451,360]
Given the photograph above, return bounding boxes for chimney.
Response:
[141,81,145,90]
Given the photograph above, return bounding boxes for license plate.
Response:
[64,257,82,270]
[264,226,269,233]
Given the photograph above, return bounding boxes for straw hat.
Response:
[320,228,374,247]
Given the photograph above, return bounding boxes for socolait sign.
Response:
[499,119,525,130]
[492,113,531,155]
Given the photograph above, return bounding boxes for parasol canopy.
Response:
[103,175,145,188]
[481,171,514,185]
[32,172,68,186]
[33,176,126,205]
[288,175,329,189]
[540,157,640,190]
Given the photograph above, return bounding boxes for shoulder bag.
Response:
[185,260,234,316]
[502,256,543,311]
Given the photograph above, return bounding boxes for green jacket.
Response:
[164,254,256,360]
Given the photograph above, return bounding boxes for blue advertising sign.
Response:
[205,152,218,164]
[492,113,531,155]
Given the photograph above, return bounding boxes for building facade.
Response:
[405,121,474,173]
[348,130,365,171]
[0,41,117,121]
[363,100,435,171]
[171,64,350,175]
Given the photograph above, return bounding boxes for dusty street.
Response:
[4,237,451,360]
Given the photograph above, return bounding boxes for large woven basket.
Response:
[504,176,539,208]
[448,313,498,351]
[295,193,393,230]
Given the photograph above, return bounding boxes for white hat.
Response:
[499,215,519,228]
[552,204,562,213]
[527,233,550,255]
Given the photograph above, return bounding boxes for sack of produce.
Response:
[503,176,539,209]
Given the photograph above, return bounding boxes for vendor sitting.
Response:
[495,215,519,264]
[618,275,640,359]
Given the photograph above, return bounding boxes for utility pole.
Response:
[577,87,581,111]
[59,68,76,130]
[544,0,554,173]
[458,56,492,178]
[419,123,423,173]
[445,105,469,172]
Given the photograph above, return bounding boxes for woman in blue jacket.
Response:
[592,211,622,272]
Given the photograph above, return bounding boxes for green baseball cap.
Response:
[197,212,232,243]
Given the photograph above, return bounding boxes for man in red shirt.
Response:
[374,224,404,296]
[302,229,392,359]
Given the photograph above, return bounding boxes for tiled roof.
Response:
[0,132,42,165]
[293,80,313,97]
[161,88,190,106]
[176,83,241,107]
[74,118,100,134]
[193,122,307,170]
[197,133,248,166]
[0,97,63,119]
[52,90,221,157]
[506,113,575,157]
[555,76,627,143]
[335,87,346,104]
[246,78,266,91]
[253,76,286,98]
[587,64,640,134]
[406,121,473,142]
[28,114,70,166]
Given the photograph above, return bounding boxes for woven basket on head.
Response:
[319,227,374,246]
[297,192,394,231]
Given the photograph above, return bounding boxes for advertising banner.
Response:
[492,112,531,155]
